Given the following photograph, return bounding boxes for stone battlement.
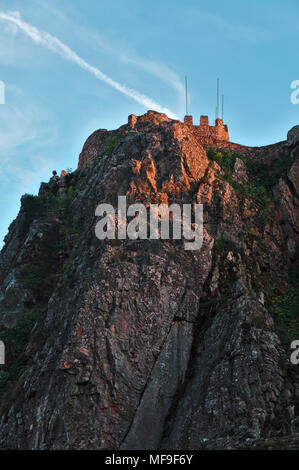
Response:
[184,114,229,145]
[127,111,229,146]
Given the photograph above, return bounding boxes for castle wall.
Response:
[184,115,230,145]
[184,115,193,126]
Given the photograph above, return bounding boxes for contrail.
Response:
[0,11,178,119]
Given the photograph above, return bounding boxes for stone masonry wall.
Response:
[184,114,230,145]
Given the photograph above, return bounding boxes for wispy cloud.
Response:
[34,0,185,106]
[90,31,185,101]
[186,9,270,44]
[32,0,71,22]
[0,84,52,154]
[0,83,56,188]
[0,11,178,118]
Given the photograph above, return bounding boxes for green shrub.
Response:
[19,195,46,238]
[18,184,81,240]
[0,310,41,398]
[206,147,273,221]
[104,136,119,156]
[268,287,299,346]
[19,263,55,302]
[266,264,299,346]
[206,147,239,178]
[41,187,75,212]
[245,154,290,191]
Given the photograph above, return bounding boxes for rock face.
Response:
[287,125,299,147]
[0,111,298,450]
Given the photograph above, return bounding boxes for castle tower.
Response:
[200,115,209,128]
[214,118,229,141]
[184,115,193,126]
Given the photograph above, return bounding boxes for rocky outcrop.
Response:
[287,125,299,147]
[0,111,298,449]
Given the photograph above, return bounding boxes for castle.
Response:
[78,109,249,170]
[183,114,230,145]
[127,111,230,146]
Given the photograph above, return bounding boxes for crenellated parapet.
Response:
[183,114,229,144]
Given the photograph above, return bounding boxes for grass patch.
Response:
[205,147,238,177]
[104,136,119,156]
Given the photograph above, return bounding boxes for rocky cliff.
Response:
[0,110,298,450]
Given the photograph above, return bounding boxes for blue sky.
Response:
[0,0,298,247]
